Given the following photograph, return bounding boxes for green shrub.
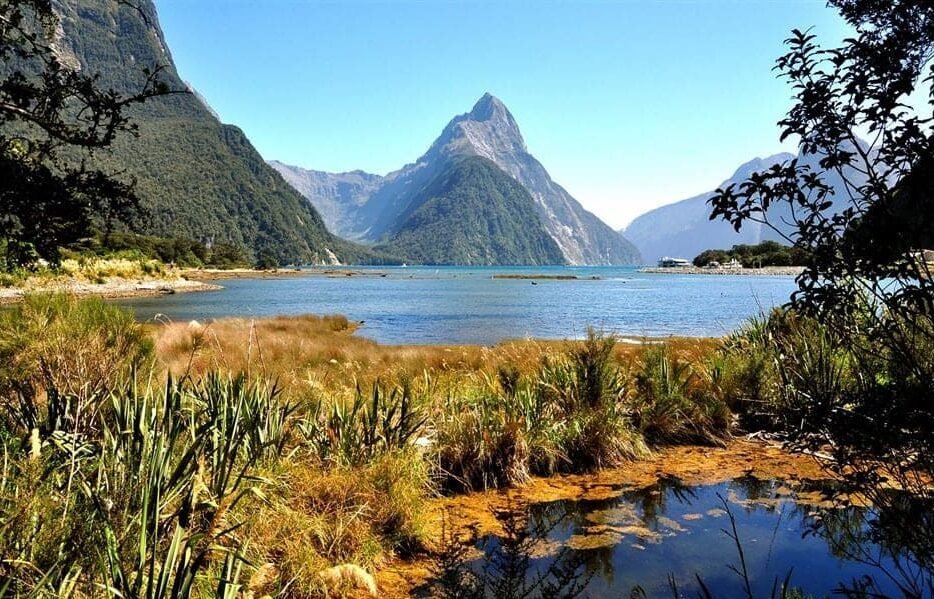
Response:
[300,377,428,465]
[0,271,18,287]
[631,344,730,446]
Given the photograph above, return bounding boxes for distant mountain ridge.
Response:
[623,150,864,263]
[272,94,641,265]
[267,165,384,241]
[623,154,793,263]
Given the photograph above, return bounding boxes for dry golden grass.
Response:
[242,450,430,598]
[59,257,169,281]
[151,314,717,399]
[0,258,174,292]
[147,314,725,597]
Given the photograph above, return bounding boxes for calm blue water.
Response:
[467,477,918,598]
[116,266,798,345]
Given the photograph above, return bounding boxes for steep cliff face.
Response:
[267,163,384,240]
[272,94,642,265]
[47,0,376,264]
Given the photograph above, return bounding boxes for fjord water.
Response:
[118,266,798,344]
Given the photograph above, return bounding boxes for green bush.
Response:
[719,309,853,434]
[1,239,42,271]
[631,344,730,446]
[435,385,536,492]
[435,333,648,493]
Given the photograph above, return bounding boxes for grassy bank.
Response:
[0,294,887,597]
[0,256,222,304]
[0,255,173,288]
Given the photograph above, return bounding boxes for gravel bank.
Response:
[0,277,221,304]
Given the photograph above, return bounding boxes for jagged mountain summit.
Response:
[40,0,378,265]
[272,94,641,265]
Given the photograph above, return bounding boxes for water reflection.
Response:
[426,476,934,598]
[810,489,934,598]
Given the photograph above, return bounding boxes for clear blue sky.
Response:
[154,0,850,228]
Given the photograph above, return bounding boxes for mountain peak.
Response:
[424,93,526,161]
[728,152,795,182]
[281,91,641,265]
[469,93,509,120]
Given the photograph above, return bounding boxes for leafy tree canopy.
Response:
[693,240,808,268]
[0,0,171,268]
[710,0,934,322]
[708,0,934,548]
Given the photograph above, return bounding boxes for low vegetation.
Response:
[0,295,734,596]
[715,306,934,597]
[0,254,180,290]
[719,308,934,498]
[71,233,253,269]
[2,294,929,596]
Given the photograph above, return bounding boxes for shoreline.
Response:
[0,277,222,305]
[640,265,803,276]
[183,267,398,280]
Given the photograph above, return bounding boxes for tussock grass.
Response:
[0,294,153,418]
[632,344,732,446]
[0,257,174,290]
[59,255,169,281]
[243,449,431,597]
[300,377,428,466]
[153,314,715,393]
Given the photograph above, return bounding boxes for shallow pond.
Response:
[443,476,930,598]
